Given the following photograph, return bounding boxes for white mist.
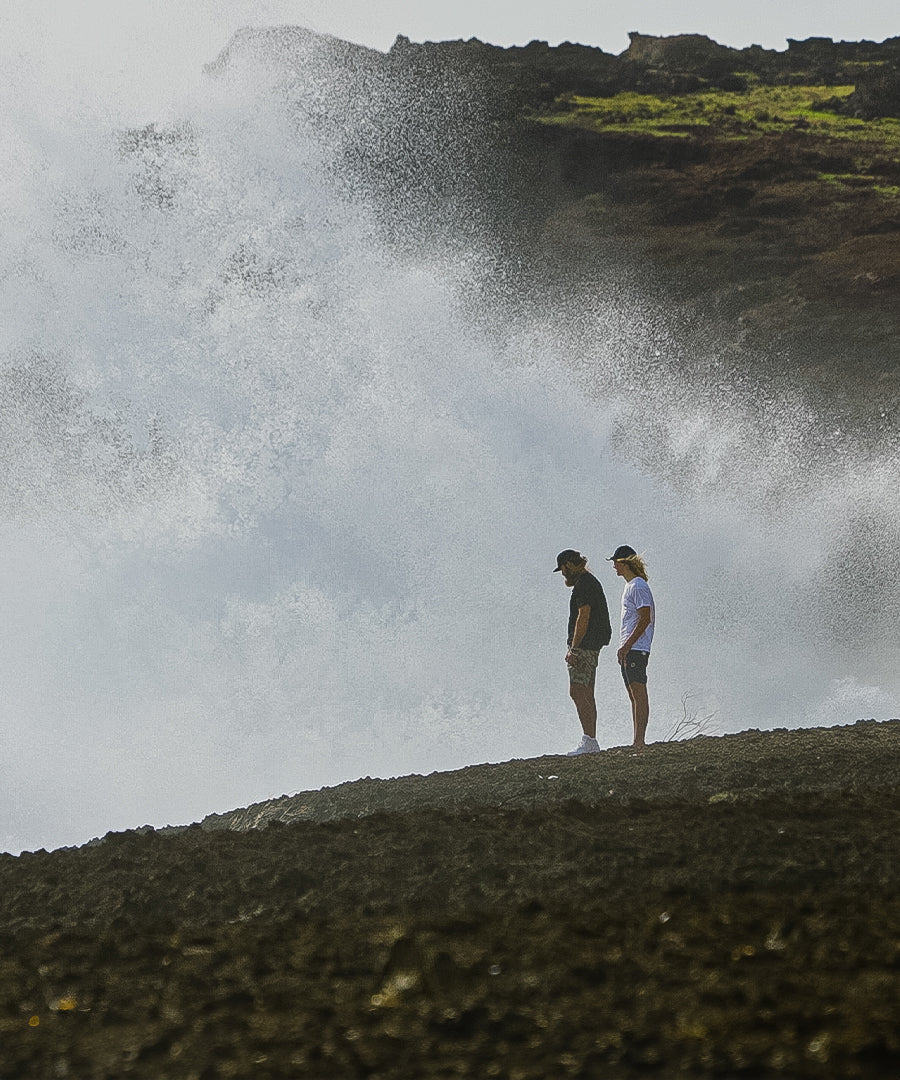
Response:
[1,24,897,855]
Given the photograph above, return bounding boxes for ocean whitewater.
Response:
[1,26,898,861]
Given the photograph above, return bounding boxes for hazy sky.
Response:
[2,0,899,120]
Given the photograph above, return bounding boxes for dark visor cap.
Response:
[553,549,582,572]
[607,544,637,561]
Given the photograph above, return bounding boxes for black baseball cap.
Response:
[553,549,582,572]
[607,545,637,561]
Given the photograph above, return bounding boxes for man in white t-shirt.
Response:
[608,544,655,749]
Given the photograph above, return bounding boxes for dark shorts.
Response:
[568,647,600,686]
[621,650,650,686]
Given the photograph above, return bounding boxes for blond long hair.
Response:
[622,553,649,581]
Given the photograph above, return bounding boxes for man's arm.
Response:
[567,604,591,660]
[616,606,651,665]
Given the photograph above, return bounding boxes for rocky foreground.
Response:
[1,720,898,1078]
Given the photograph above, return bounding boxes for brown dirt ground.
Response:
[1,720,898,1079]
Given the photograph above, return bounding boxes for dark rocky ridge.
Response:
[391,30,900,107]
[192,26,900,424]
[2,721,899,1077]
[391,31,900,371]
[200,719,898,832]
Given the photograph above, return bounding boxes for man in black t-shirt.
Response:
[553,549,612,755]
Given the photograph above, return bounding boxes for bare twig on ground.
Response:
[665,691,718,742]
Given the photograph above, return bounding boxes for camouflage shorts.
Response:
[567,647,600,686]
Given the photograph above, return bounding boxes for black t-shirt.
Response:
[568,571,612,650]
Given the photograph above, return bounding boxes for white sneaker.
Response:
[567,734,600,756]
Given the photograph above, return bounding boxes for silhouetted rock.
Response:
[623,31,738,74]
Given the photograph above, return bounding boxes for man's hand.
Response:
[617,645,628,665]
[566,649,576,666]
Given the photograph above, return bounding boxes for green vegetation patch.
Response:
[819,172,900,198]
[819,172,877,185]
[537,84,900,146]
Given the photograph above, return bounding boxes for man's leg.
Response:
[621,651,650,749]
[627,682,649,748]
[569,682,597,739]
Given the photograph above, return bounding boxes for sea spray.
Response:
[1,28,897,854]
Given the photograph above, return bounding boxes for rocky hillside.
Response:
[1,721,898,1078]
[395,32,900,388]
[192,27,900,417]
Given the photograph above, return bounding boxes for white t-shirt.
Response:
[620,577,655,651]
